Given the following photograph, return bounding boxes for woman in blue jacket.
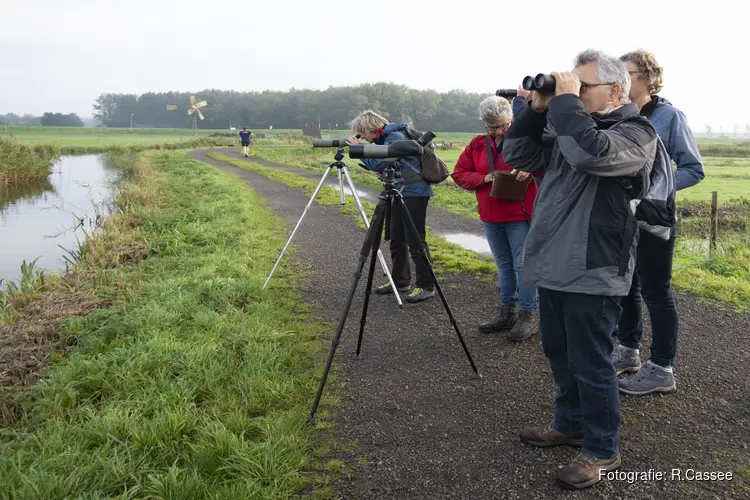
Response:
[347,110,435,303]
[614,50,705,394]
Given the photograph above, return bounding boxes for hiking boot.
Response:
[612,344,641,376]
[405,287,435,303]
[556,452,621,490]
[507,309,539,342]
[619,360,676,395]
[478,305,518,333]
[374,283,410,295]
[519,424,583,448]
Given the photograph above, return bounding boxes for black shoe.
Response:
[478,305,518,333]
[507,309,539,342]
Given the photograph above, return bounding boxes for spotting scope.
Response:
[348,140,424,159]
[312,134,361,148]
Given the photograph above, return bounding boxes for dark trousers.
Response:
[389,196,432,290]
[538,287,622,459]
[616,230,678,368]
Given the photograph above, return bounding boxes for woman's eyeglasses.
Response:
[485,123,510,131]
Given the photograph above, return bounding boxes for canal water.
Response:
[0,155,119,287]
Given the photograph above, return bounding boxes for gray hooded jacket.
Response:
[502,94,659,296]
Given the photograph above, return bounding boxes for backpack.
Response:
[401,127,450,184]
[619,134,677,241]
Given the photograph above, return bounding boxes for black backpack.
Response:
[401,127,450,184]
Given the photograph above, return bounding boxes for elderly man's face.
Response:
[573,62,619,115]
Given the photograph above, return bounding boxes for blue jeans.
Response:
[483,221,536,311]
[539,288,622,459]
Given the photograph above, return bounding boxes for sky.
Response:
[1,0,745,134]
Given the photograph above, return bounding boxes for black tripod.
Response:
[308,162,481,422]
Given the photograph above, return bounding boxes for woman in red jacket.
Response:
[452,95,539,341]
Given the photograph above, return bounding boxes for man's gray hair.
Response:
[574,49,631,102]
[478,96,512,123]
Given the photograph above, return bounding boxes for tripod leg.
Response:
[263,165,333,290]
[356,198,387,356]
[393,197,481,377]
[342,167,403,308]
[308,200,387,422]
[337,167,345,205]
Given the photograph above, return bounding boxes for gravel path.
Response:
[190,149,750,499]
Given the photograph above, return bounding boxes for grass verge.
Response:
[56,138,234,155]
[0,138,61,188]
[206,153,497,279]
[0,150,338,498]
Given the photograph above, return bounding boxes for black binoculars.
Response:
[495,89,518,99]
[522,73,556,93]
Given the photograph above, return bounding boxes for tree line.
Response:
[92,83,495,132]
[1,112,92,127]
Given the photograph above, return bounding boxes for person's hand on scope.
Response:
[346,135,361,145]
[552,71,581,97]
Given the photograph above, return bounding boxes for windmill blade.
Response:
[187,108,195,115]
[190,95,196,106]
[195,100,207,108]
[197,109,204,120]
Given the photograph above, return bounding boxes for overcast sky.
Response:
[1,0,744,133]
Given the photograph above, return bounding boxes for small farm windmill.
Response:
[187,95,207,137]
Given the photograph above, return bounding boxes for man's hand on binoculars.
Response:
[553,71,581,96]
[530,91,554,112]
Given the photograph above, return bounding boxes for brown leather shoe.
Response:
[519,424,583,448]
[556,452,621,490]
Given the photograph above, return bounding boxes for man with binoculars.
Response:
[502,49,667,490]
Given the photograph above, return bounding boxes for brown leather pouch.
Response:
[490,170,530,200]
[485,135,530,200]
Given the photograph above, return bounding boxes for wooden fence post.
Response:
[710,191,719,253]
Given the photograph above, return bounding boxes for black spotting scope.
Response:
[348,140,424,159]
[522,73,556,93]
[312,134,361,148]
[496,89,518,99]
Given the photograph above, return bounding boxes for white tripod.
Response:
[262,148,403,308]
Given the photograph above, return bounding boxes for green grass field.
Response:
[0,151,340,498]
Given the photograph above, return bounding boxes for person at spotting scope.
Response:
[347,110,435,304]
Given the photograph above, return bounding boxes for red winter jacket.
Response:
[451,134,538,224]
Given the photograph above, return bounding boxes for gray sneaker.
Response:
[619,361,676,395]
[404,287,435,303]
[612,344,641,376]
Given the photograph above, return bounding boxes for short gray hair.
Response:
[574,49,631,102]
[478,96,512,123]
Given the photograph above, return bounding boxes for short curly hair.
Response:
[620,49,664,95]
